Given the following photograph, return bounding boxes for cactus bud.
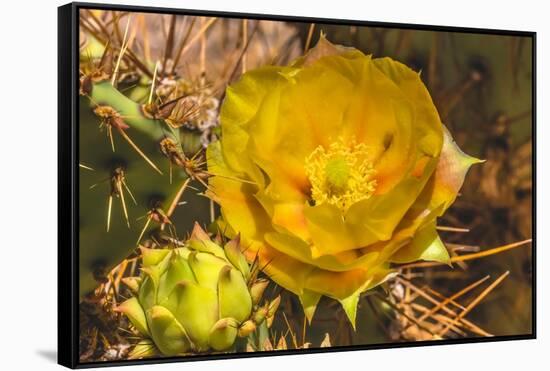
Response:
[121,276,142,293]
[118,230,277,357]
[252,305,268,325]
[267,295,281,318]
[237,319,257,337]
[250,279,269,305]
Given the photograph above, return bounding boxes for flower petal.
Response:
[345,155,438,243]
[429,126,484,213]
[389,221,450,264]
[271,202,310,242]
[241,240,313,296]
[219,66,290,181]
[303,203,359,256]
[264,230,379,272]
[207,141,273,241]
[366,202,445,266]
[372,57,443,145]
[304,268,370,300]
[293,34,361,67]
[207,37,477,329]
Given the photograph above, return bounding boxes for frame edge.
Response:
[58,2,78,369]
[63,3,536,368]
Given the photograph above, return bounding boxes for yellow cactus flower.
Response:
[207,37,482,327]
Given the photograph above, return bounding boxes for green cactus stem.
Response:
[88,81,182,145]
[79,79,211,297]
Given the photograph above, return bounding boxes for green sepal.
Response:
[217,266,253,323]
[140,246,171,268]
[128,340,157,360]
[147,305,192,356]
[252,305,268,325]
[209,318,239,351]
[188,223,226,259]
[157,255,197,303]
[250,279,269,305]
[115,297,150,337]
[267,295,281,318]
[338,293,360,330]
[299,289,322,324]
[188,240,226,260]
[165,280,218,351]
[223,234,251,280]
[237,319,256,337]
[138,274,157,312]
[140,267,160,291]
[188,251,229,290]
[121,276,142,293]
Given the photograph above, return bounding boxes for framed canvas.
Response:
[58,2,536,368]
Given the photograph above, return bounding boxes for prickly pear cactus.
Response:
[116,223,280,357]
[78,44,214,296]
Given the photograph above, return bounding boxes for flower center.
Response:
[324,157,350,191]
[305,138,377,212]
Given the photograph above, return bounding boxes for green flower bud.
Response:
[117,224,274,357]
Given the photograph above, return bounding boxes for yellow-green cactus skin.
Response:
[116,223,278,357]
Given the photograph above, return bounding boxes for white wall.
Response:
[0,0,545,369]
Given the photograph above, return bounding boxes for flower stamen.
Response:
[305,138,377,212]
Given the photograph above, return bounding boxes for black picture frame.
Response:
[58,2,537,369]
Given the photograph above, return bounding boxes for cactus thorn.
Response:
[166,177,191,217]
[136,214,152,245]
[116,127,163,175]
[111,15,132,86]
[116,178,130,229]
[148,61,160,105]
[121,178,137,205]
[106,195,113,232]
[79,163,95,171]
